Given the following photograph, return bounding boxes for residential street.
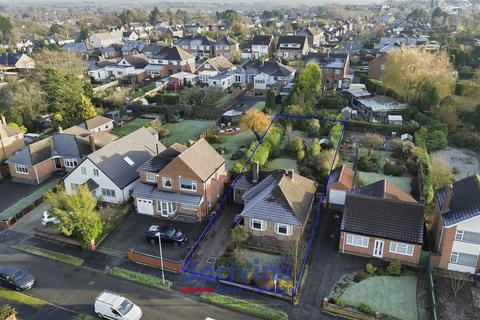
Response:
[0,244,256,320]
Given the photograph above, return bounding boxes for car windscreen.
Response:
[165,228,176,237]
[118,299,134,315]
[12,270,24,280]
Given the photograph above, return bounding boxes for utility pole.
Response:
[156,232,166,285]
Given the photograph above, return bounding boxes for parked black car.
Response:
[0,266,35,291]
[146,225,187,246]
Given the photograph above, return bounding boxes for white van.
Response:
[94,290,142,320]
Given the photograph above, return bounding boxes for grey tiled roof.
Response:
[137,144,186,173]
[242,60,295,78]
[437,174,480,226]
[276,35,308,50]
[341,194,424,244]
[252,35,273,45]
[52,134,89,159]
[133,182,203,206]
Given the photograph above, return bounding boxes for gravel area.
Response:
[435,276,480,320]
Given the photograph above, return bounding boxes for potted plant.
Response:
[0,304,17,320]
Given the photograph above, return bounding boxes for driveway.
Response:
[99,213,207,261]
[9,202,50,235]
[0,178,54,212]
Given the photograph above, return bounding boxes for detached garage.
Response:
[327,165,355,206]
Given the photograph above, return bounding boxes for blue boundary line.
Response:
[182,114,346,298]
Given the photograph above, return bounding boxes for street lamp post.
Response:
[155,232,166,285]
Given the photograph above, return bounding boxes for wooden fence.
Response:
[127,249,182,273]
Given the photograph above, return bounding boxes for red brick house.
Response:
[339,180,424,266]
[326,165,355,206]
[133,139,230,221]
[145,46,196,78]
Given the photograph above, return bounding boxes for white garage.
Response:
[136,198,154,215]
[329,189,347,205]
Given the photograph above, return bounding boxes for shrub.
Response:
[335,298,347,307]
[206,134,222,144]
[0,305,16,319]
[297,149,305,161]
[365,263,377,275]
[359,303,375,314]
[383,162,406,176]
[158,128,169,138]
[387,260,402,276]
[357,156,377,172]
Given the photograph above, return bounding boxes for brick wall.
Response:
[0,134,25,159]
[9,158,55,184]
[245,217,302,242]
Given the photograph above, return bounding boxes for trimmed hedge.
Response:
[414,132,434,204]
[345,120,417,134]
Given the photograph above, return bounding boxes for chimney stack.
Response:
[286,169,295,181]
[252,161,259,183]
[89,134,96,152]
[441,183,453,213]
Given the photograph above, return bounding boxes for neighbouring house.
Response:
[214,36,240,59]
[61,42,88,56]
[275,35,309,60]
[80,115,114,133]
[326,165,355,206]
[339,179,424,266]
[352,95,408,123]
[64,127,161,204]
[133,138,230,222]
[431,175,480,273]
[237,165,317,244]
[169,72,199,90]
[143,42,166,58]
[99,45,122,59]
[251,35,275,59]
[89,32,122,49]
[238,60,295,92]
[159,26,184,38]
[145,46,196,78]
[296,27,325,47]
[176,36,216,58]
[305,52,350,90]
[0,116,25,160]
[89,54,148,82]
[122,31,139,42]
[121,40,146,56]
[0,53,35,70]
[196,56,236,84]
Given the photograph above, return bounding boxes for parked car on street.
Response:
[41,211,60,227]
[146,225,187,246]
[94,290,142,320]
[0,266,36,291]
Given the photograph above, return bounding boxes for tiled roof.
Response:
[215,36,238,46]
[137,143,187,173]
[84,115,113,130]
[198,56,234,72]
[352,179,416,203]
[242,60,295,77]
[437,174,480,226]
[341,194,424,244]
[276,35,308,50]
[152,46,194,61]
[328,165,354,191]
[177,138,225,181]
[252,35,273,45]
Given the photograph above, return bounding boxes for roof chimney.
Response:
[252,161,259,183]
[89,134,96,152]
[441,183,453,213]
[286,169,295,181]
[58,126,63,133]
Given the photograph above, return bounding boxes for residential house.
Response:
[99,45,122,59]
[237,166,317,244]
[161,26,184,38]
[196,56,235,84]
[305,52,350,89]
[340,179,424,265]
[176,36,216,58]
[296,27,325,47]
[214,36,240,59]
[0,116,25,160]
[123,31,139,42]
[89,32,123,49]
[326,165,355,206]
[61,42,88,56]
[251,35,275,59]
[276,36,309,60]
[89,54,148,82]
[64,127,161,204]
[121,40,146,56]
[239,60,295,92]
[431,175,480,273]
[143,42,166,58]
[80,116,114,133]
[132,138,230,221]
[169,72,199,90]
[0,53,35,70]
[145,46,196,78]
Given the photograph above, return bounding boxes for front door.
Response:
[54,158,62,170]
[373,240,384,258]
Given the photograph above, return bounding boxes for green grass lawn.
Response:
[264,158,298,172]
[212,130,256,170]
[0,288,47,308]
[113,118,152,137]
[160,120,212,146]
[214,93,234,108]
[340,276,418,320]
[11,244,84,266]
[130,83,156,99]
[254,101,266,110]
[111,267,172,290]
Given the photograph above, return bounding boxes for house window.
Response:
[64,158,78,168]
[250,219,266,231]
[450,252,478,267]
[389,242,414,256]
[101,188,116,198]
[93,168,99,176]
[455,230,480,244]
[15,164,28,174]
[181,204,197,210]
[346,234,369,248]
[81,167,87,175]
[163,177,172,188]
[157,201,176,216]
[180,179,197,191]
[71,183,79,191]
[146,172,157,183]
[275,223,292,236]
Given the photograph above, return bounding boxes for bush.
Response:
[297,149,305,161]
[0,305,16,319]
[359,303,375,314]
[365,263,377,275]
[357,156,378,172]
[383,162,406,176]
[158,128,169,138]
[386,261,402,276]
[335,298,347,307]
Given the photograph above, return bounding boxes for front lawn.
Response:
[160,120,212,146]
[340,276,418,320]
[0,288,47,308]
[264,158,298,172]
[110,267,172,290]
[113,118,152,137]
[11,244,84,266]
[212,130,256,169]
[200,293,288,320]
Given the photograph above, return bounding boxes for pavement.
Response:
[0,244,257,320]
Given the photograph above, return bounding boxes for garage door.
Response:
[136,198,154,215]
[329,189,346,205]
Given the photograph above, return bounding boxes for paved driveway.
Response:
[10,202,50,235]
[0,179,47,212]
[99,213,207,261]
